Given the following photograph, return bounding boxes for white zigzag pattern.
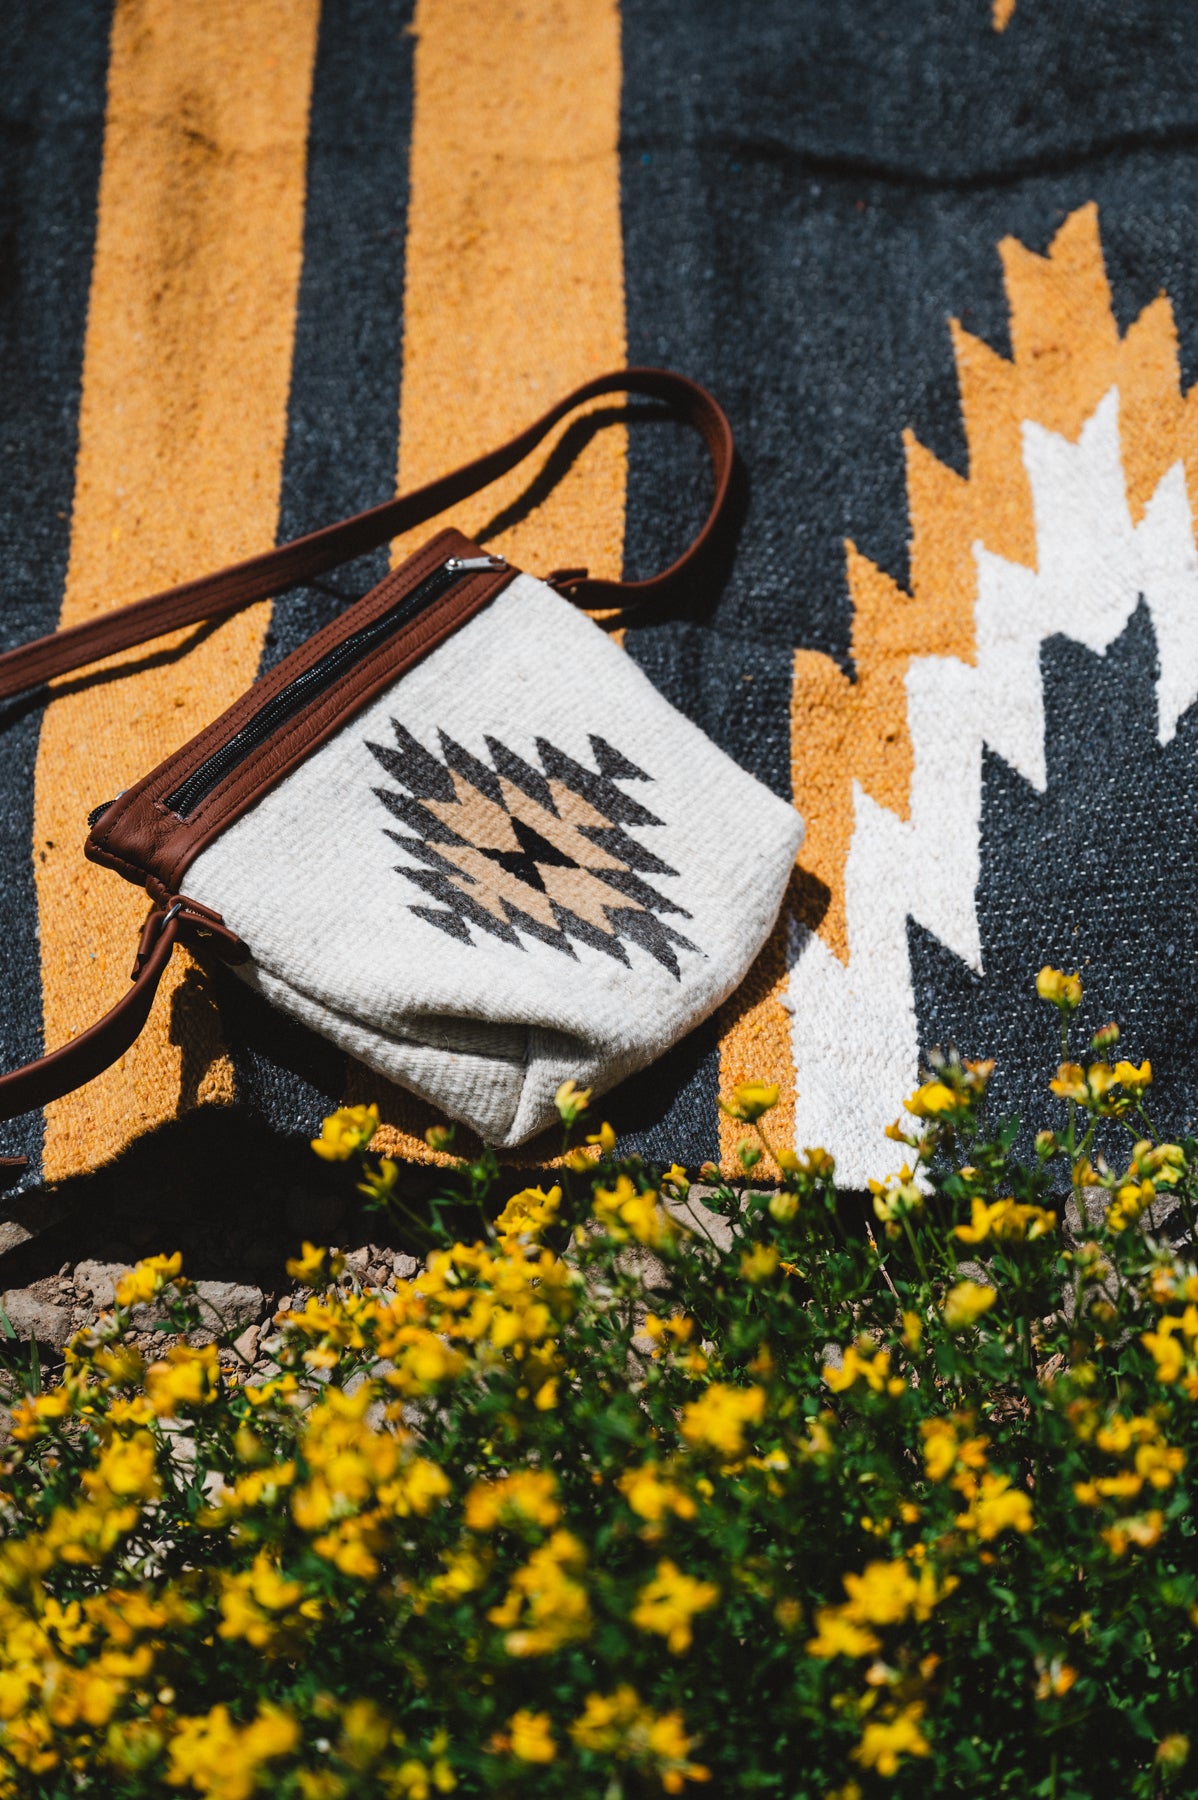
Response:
[786,388,1198,1186]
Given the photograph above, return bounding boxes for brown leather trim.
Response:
[0,895,245,1126]
[0,906,180,1124]
[0,368,733,702]
[87,528,514,897]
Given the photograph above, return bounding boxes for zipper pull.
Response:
[445,555,507,573]
[88,791,126,829]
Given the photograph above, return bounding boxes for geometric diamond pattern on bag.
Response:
[367,724,701,977]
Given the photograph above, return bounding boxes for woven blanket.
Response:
[3,0,1198,1195]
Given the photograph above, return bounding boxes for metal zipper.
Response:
[102,554,505,824]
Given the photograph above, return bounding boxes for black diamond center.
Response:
[477,817,580,893]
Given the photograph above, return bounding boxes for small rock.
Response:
[195,1282,265,1331]
[343,1247,371,1277]
[232,1323,260,1364]
[0,1290,73,1352]
[74,1260,131,1311]
[392,1252,421,1281]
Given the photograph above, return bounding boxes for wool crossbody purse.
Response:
[0,371,802,1155]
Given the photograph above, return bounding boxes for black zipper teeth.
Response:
[163,560,472,820]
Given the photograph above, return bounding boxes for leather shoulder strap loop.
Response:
[0,369,732,702]
[0,906,181,1129]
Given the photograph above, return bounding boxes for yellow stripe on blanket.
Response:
[33,0,320,1178]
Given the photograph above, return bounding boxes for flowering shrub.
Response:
[0,971,1196,1797]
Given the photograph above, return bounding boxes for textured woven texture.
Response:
[4,0,1198,1190]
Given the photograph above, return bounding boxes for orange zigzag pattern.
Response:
[719,202,1198,1172]
[791,200,1198,966]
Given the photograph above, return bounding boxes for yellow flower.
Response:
[493,1185,562,1244]
[1036,966,1082,1009]
[851,1704,931,1777]
[464,1470,561,1534]
[1142,1323,1187,1384]
[216,1554,317,1651]
[586,1120,618,1154]
[592,1174,675,1250]
[145,1344,220,1416]
[943,1281,997,1331]
[165,1702,299,1800]
[554,1079,592,1124]
[956,1472,1034,1540]
[83,1430,162,1504]
[720,1081,779,1123]
[740,1243,780,1284]
[506,1710,556,1764]
[310,1104,379,1162]
[486,1530,590,1656]
[805,1608,881,1660]
[644,1312,695,1351]
[1114,1059,1152,1094]
[904,1080,963,1119]
[617,1463,697,1526]
[1102,1510,1164,1556]
[953,1197,1056,1244]
[824,1344,900,1396]
[114,1252,184,1309]
[768,1190,800,1222]
[1049,1062,1088,1103]
[284,1242,346,1285]
[630,1559,720,1654]
[8,1385,76,1442]
[568,1687,709,1791]
[1156,1735,1190,1773]
[679,1384,765,1457]
[870,1166,924,1227]
[839,1559,919,1627]
[901,1311,923,1353]
[1135,1439,1185,1489]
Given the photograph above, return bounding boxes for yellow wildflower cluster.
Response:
[114,1251,185,1310]
[807,1557,955,1663]
[1142,1304,1198,1397]
[1050,1058,1152,1116]
[289,1383,450,1580]
[904,1058,993,1122]
[679,1383,766,1457]
[486,1530,591,1657]
[165,1702,299,1800]
[869,1166,924,1233]
[591,1173,676,1249]
[630,1559,720,1654]
[569,1686,710,1792]
[824,1343,905,1398]
[953,1197,1056,1244]
[1,988,1196,1800]
[1073,1411,1185,1519]
[942,1280,997,1331]
[617,1462,698,1533]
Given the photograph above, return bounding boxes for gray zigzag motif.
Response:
[366,725,700,979]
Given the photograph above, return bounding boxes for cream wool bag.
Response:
[0,372,802,1153]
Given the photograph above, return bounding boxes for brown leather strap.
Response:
[0,906,181,1129]
[0,369,732,701]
